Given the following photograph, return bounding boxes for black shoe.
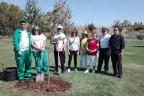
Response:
[19,80,25,83]
[104,70,108,74]
[61,71,66,74]
[113,73,117,77]
[54,71,60,75]
[97,70,101,73]
[45,74,48,76]
[25,76,32,79]
[119,75,123,79]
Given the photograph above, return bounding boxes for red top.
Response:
[87,39,99,56]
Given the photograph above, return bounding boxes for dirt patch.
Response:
[12,76,71,93]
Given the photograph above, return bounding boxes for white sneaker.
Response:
[68,69,71,72]
[92,69,96,73]
[84,69,89,73]
[74,68,78,72]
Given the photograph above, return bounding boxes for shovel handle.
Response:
[1,63,5,71]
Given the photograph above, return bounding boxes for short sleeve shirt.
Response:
[31,34,46,51]
[67,37,80,51]
[87,39,99,56]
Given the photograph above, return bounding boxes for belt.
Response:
[100,48,109,50]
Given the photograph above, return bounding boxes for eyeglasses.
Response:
[102,31,106,32]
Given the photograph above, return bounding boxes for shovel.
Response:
[36,52,44,82]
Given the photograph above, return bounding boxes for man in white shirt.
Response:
[51,25,67,74]
[97,28,111,73]
[13,20,32,83]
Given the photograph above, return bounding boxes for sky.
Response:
[0,0,144,26]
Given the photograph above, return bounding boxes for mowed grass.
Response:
[0,37,144,96]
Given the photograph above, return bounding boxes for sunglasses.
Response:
[102,31,106,32]
[34,29,39,31]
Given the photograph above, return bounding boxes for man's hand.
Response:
[57,48,62,52]
[77,51,79,55]
[68,51,70,55]
[119,52,124,56]
[18,51,22,56]
[107,50,111,56]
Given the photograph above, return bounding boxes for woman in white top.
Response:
[67,30,80,72]
[31,26,49,76]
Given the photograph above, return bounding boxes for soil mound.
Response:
[12,76,71,93]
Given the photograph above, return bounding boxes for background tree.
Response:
[0,2,24,36]
[85,23,96,33]
[122,20,133,32]
[45,0,74,38]
[133,22,144,41]
[24,0,41,25]
[122,20,133,42]
[133,22,144,32]
[112,20,123,32]
[34,12,46,32]
[112,20,133,33]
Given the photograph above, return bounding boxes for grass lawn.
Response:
[0,38,144,96]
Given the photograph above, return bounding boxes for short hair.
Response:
[20,20,26,24]
[114,26,120,31]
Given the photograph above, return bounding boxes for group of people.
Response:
[51,24,125,80]
[13,20,125,83]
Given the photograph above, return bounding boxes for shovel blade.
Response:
[36,74,41,82]
[40,72,44,82]
[36,73,44,83]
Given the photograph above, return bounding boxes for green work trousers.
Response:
[15,50,32,80]
[33,49,49,75]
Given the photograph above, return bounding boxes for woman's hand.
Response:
[18,51,22,56]
[39,47,43,52]
[77,51,79,55]
[68,51,70,55]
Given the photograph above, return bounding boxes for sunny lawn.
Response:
[0,38,143,96]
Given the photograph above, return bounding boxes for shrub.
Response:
[137,34,144,40]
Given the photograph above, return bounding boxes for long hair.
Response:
[32,28,41,35]
[71,30,78,37]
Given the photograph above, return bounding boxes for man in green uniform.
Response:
[13,20,32,83]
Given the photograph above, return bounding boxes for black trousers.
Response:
[54,51,65,72]
[68,50,78,69]
[111,53,123,76]
[97,48,110,71]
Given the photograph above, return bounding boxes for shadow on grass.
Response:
[131,46,144,47]
[32,66,97,74]
[97,71,114,77]
[32,66,56,73]
[0,71,4,80]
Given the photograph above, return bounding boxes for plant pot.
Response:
[3,67,17,81]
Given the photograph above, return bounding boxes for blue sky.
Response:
[0,0,144,26]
